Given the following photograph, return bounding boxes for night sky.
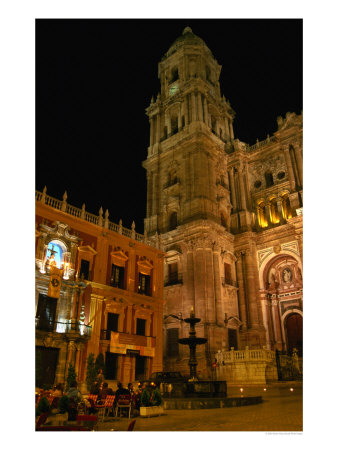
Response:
[36,19,302,233]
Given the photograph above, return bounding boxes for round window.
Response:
[277,171,286,180]
[254,180,262,189]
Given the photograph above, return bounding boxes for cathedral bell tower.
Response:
[143,27,265,378]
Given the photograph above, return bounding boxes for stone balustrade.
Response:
[36,189,146,243]
[217,347,276,363]
[247,135,277,152]
[215,346,278,384]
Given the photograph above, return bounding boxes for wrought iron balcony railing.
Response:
[35,318,92,336]
[164,277,183,287]
[221,277,238,288]
[100,330,154,347]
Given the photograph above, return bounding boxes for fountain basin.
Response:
[163,395,263,410]
[160,380,227,398]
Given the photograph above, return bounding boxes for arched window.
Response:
[171,116,178,135]
[269,197,279,224]
[167,169,177,187]
[265,171,274,187]
[169,212,178,230]
[281,194,292,219]
[169,67,179,84]
[257,201,268,228]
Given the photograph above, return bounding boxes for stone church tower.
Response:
[143,27,303,379]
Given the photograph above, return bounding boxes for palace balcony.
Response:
[35,318,92,337]
[164,277,183,287]
[100,330,155,347]
[221,277,238,288]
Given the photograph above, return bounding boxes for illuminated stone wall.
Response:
[143,28,303,380]
[35,196,164,388]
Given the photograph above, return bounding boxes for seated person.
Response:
[99,382,113,400]
[66,381,83,420]
[113,382,130,409]
[52,383,63,397]
[90,381,100,395]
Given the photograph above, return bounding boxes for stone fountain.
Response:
[178,306,207,382]
[161,308,262,409]
[162,307,227,403]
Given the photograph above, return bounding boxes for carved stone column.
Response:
[276,197,285,224]
[197,92,203,122]
[178,104,182,129]
[184,245,196,315]
[272,299,283,349]
[146,173,153,217]
[243,251,259,328]
[212,248,222,325]
[229,167,237,211]
[149,117,154,146]
[203,96,208,125]
[225,116,230,138]
[230,120,234,139]
[67,340,77,369]
[183,95,188,125]
[266,294,275,348]
[166,110,171,135]
[235,251,248,330]
[156,114,161,143]
[294,143,303,186]
[55,341,68,383]
[283,146,296,191]
[238,165,247,210]
[191,92,197,122]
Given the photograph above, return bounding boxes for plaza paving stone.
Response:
[97,382,303,432]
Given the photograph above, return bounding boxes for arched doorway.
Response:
[285,313,303,356]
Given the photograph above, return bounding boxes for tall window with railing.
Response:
[138,273,151,296]
[80,259,90,280]
[110,264,125,289]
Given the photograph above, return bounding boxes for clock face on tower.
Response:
[169,84,179,96]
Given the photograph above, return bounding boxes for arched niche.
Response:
[262,254,302,292]
[258,250,302,289]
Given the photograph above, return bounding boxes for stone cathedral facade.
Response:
[143,27,303,380]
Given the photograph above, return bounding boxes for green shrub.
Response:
[36,396,51,416]
[94,353,105,376]
[66,363,77,390]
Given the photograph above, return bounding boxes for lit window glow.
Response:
[47,241,63,268]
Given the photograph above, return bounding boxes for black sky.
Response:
[36,18,302,233]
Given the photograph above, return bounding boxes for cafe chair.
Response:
[103,395,115,419]
[127,419,136,431]
[36,412,49,430]
[87,394,98,405]
[115,394,131,418]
